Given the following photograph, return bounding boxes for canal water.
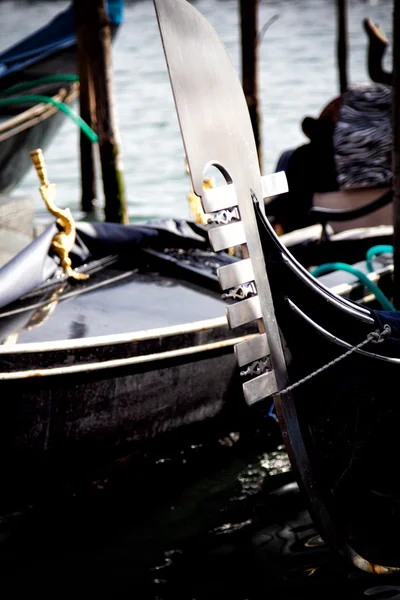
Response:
[1,429,400,598]
[2,1,400,597]
[2,0,394,220]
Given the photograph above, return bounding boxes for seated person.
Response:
[267,84,392,234]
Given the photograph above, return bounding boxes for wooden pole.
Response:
[240,0,262,168]
[74,0,127,224]
[392,1,400,307]
[363,18,391,86]
[336,0,348,94]
[73,0,98,213]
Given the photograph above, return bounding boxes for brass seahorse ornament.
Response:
[30,149,89,280]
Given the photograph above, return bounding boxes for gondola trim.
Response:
[287,298,398,363]
[0,332,256,379]
[0,315,233,355]
[281,254,374,323]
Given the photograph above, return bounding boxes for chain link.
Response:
[276,324,392,397]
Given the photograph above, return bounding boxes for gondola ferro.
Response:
[154,0,400,573]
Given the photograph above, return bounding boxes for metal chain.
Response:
[276,324,392,397]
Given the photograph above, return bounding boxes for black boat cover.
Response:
[0,219,208,310]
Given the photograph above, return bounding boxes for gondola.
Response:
[155,0,400,572]
[1,144,394,501]
[0,2,122,194]
[0,147,267,498]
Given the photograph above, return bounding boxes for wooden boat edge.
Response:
[0,82,79,140]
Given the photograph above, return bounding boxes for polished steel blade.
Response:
[153,0,290,405]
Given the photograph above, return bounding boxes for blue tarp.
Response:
[107,0,124,26]
[0,1,123,82]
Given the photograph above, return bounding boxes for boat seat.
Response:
[312,186,392,232]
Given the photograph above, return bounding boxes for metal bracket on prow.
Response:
[153,0,291,407]
[203,176,287,406]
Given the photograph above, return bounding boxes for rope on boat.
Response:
[268,324,391,419]
[268,246,395,417]
[0,95,97,143]
[276,324,391,398]
[0,74,98,143]
[0,74,79,97]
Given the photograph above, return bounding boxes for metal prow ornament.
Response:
[152,0,395,575]
[30,149,89,281]
[153,0,288,408]
[186,163,236,255]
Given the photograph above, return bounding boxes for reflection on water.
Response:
[0,435,312,596]
[2,0,393,222]
[1,433,400,598]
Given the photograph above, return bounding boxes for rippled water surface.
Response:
[1,0,393,221]
[2,434,400,598]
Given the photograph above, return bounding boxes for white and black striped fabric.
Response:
[333,83,392,189]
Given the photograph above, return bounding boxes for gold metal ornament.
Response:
[30,149,89,280]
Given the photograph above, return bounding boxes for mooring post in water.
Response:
[74,0,127,223]
[393,1,400,307]
[240,0,262,167]
[73,0,98,213]
[336,0,348,93]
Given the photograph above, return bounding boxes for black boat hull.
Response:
[0,235,261,497]
[253,198,400,572]
[152,0,400,574]
[0,320,247,456]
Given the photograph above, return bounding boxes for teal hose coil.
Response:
[311,261,395,311]
[365,244,394,272]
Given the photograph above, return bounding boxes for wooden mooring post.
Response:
[73,1,97,213]
[240,0,262,167]
[393,1,400,307]
[74,0,128,224]
[336,0,348,94]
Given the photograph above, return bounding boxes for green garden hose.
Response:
[0,94,98,143]
[311,261,395,311]
[365,244,394,272]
